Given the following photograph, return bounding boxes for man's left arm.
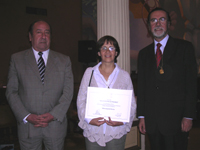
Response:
[182,42,198,131]
[46,57,74,123]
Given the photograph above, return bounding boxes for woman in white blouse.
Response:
[77,35,136,150]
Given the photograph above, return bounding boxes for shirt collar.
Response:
[32,47,49,58]
[93,62,120,88]
[32,47,49,65]
[94,62,120,74]
[32,47,50,55]
[154,34,169,54]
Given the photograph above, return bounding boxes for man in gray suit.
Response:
[6,20,74,150]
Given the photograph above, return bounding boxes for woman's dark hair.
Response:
[96,35,120,63]
[147,7,171,26]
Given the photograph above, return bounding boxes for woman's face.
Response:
[98,41,118,64]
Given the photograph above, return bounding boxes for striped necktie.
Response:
[38,52,45,84]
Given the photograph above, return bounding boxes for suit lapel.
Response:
[148,43,157,69]
[25,49,41,80]
[163,36,176,62]
[44,50,57,79]
[147,38,175,70]
[25,49,58,84]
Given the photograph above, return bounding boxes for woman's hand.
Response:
[105,117,123,126]
[89,117,106,126]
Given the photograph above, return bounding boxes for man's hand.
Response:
[34,113,54,127]
[105,117,123,126]
[181,118,193,132]
[27,113,54,128]
[139,118,146,134]
[89,117,106,126]
[26,114,42,126]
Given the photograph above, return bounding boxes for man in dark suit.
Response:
[137,7,197,150]
[6,20,74,150]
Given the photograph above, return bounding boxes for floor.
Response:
[1,118,200,150]
[65,119,200,150]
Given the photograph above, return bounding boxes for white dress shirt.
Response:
[154,34,169,54]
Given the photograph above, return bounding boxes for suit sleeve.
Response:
[49,57,74,122]
[6,55,30,122]
[183,42,197,118]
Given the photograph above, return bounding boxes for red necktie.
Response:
[156,43,162,68]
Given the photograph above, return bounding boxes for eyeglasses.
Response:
[101,46,115,52]
[150,17,167,24]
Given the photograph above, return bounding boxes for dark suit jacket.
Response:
[6,48,74,138]
[137,36,197,135]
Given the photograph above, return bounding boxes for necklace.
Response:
[158,57,164,74]
[155,54,164,74]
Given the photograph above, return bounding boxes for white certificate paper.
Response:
[85,87,133,122]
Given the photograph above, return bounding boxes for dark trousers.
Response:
[148,129,189,150]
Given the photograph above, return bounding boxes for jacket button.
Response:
[156,86,159,89]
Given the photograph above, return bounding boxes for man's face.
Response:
[29,21,51,51]
[149,10,169,41]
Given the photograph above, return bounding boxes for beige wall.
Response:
[0,0,83,86]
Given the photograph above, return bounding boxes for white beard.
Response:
[152,27,167,39]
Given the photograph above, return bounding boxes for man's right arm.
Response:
[6,55,30,122]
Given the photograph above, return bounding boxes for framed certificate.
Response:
[85,87,133,122]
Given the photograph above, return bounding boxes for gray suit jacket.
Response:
[6,48,74,138]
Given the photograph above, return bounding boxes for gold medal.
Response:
[159,68,164,74]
